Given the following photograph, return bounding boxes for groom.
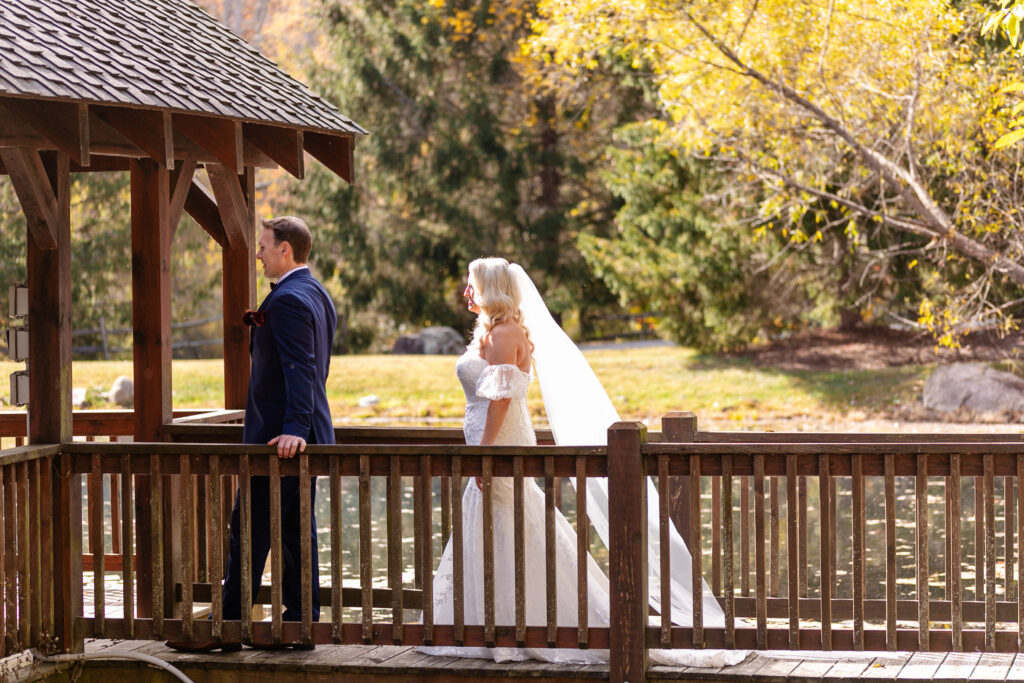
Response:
[168,216,337,652]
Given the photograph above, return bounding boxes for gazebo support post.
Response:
[130,158,177,619]
[221,166,255,409]
[23,150,79,651]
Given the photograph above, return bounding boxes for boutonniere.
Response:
[243,309,265,327]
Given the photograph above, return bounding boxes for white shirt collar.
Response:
[274,264,309,286]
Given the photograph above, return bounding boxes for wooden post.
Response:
[663,411,696,545]
[221,167,255,409]
[24,151,78,651]
[608,421,648,683]
[131,158,174,619]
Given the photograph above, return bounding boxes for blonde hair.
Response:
[468,257,534,352]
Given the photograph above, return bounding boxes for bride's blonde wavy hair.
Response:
[468,257,534,352]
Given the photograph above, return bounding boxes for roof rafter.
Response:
[0,97,90,166]
[95,107,175,170]
[304,132,354,184]
[174,115,243,173]
[244,123,304,179]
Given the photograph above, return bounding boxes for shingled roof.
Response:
[0,0,365,136]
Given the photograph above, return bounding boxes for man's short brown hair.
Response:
[261,216,312,263]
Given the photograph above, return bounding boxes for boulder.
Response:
[419,326,466,355]
[107,375,134,408]
[923,363,1024,416]
[391,326,466,355]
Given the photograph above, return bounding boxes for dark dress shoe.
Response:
[165,639,243,653]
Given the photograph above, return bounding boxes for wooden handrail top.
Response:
[0,443,60,466]
[61,441,607,456]
[0,409,213,438]
[166,422,561,445]
[696,430,1024,443]
[645,440,1024,455]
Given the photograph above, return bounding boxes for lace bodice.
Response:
[456,349,536,447]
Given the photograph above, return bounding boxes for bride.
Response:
[420,258,746,667]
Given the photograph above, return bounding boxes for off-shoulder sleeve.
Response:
[476,363,530,400]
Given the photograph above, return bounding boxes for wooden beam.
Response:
[95,107,174,170]
[304,132,353,183]
[71,156,131,173]
[207,163,251,249]
[173,114,243,173]
[169,158,197,240]
[0,148,59,249]
[184,181,227,247]
[0,97,90,166]
[223,167,256,409]
[243,123,304,179]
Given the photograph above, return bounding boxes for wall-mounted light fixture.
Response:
[8,284,27,320]
[9,370,28,407]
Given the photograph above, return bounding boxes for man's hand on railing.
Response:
[268,434,306,459]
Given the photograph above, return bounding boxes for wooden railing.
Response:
[7,410,1024,682]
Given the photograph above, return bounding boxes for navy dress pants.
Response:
[222,475,320,622]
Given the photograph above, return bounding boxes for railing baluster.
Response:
[770,476,779,598]
[829,477,837,591]
[976,475,985,601]
[950,453,962,652]
[16,462,29,647]
[483,456,495,647]
[1018,455,1024,652]
[658,455,671,647]
[441,475,451,549]
[110,473,121,556]
[179,454,194,642]
[723,454,734,649]
[420,454,433,645]
[4,465,13,654]
[30,459,41,645]
[741,475,750,597]
[387,454,403,644]
[852,453,864,650]
[754,454,766,650]
[88,455,103,636]
[240,455,253,644]
[1006,476,1015,600]
[712,476,721,597]
[985,454,996,650]
[38,459,52,640]
[208,455,221,642]
[946,488,952,601]
[299,453,312,646]
[691,453,703,648]
[798,474,808,599]
[575,454,588,649]
[786,454,799,648]
[149,455,164,638]
[269,454,283,643]
[195,473,207,584]
[451,456,464,645]
[819,454,832,651]
[885,453,896,651]
[514,455,525,646]
[330,456,342,643]
[359,454,372,643]
[119,454,134,638]
[916,454,929,652]
[413,475,422,591]
[545,455,556,647]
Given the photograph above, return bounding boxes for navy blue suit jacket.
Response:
[244,268,337,447]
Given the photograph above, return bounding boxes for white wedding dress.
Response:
[420,349,745,667]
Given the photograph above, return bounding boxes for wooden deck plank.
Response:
[860,654,913,679]
[1004,653,1024,681]
[822,658,873,682]
[933,651,982,683]
[787,658,840,680]
[895,651,947,680]
[970,652,1016,681]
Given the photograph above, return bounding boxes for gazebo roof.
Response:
[0,0,365,136]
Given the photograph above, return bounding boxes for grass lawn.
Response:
[0,345,932,429]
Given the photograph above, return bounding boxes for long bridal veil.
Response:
[509,264,726,629]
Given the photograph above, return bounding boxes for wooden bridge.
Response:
[3,410,1024,682]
